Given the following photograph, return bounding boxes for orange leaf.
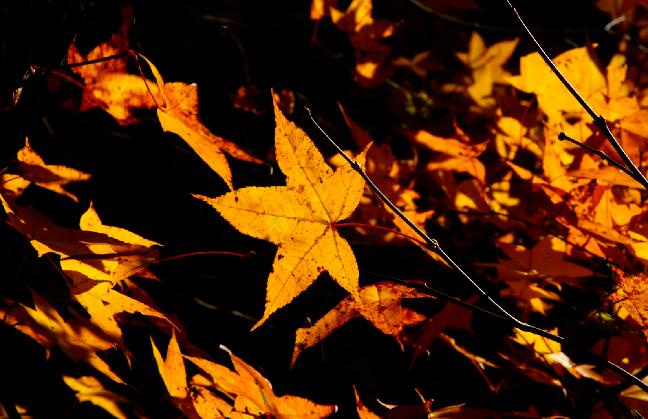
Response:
[63,375,128,419]
[609,267,648,341]
[139,55,263,190]
[354,387,380,419]
[0,183,159,290]
[186,347,336,418]
[456,32,518,107]
[151,331,187,400]
[77,284,170,344]
[507,46,606,139]
[292,281,432,366]
[413,128,487,184]
[21,291,123,383]
[17,137,91,202]
[66,7,156,125]
[195,101,368,329]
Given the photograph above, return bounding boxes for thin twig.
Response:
[557,132,636,181]
[305,107,648,394]
[159,250,255,263]
[63,51,132,68]
[505,0,648,192]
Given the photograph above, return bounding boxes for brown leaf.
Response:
[292,281,432,366]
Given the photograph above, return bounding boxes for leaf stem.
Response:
[504,0,648,192]
[159,250,255,264]
[63,50,133,68]
[306,107,648,395]
[29,65,85,89]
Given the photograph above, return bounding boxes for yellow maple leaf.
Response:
[325,0,395,85]
[149,332,208,418]
[140,55,262,190]
[77,283,170,344]
[77,73,158,125]
[190,374,233,418]
[0,182,159,290]
[151,331,188,400]
[507,46,606,140]
[292,281,432,366]
[22,291,123,383]
[17,138,91,202]
[456,32,518,107]
[494,112,542,161]
[413,128,487,183]
[63,375,128,419]
[186,347,336,418]
[195,101,367,330]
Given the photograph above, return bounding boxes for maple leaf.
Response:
[190,374,234,418]
[609,267,648,341]
[186,347,336,418]
[63,375,128,419]
[21,291,124,383]
[314,0,395,84]
[69,30,261,189]
[455,32,518,107]
[497,236,593,281]
[0,181,159,290]
[150,332,201,418]
[66,7,156,126]
[292,281,433,366]
[195,101,368,329]
[511,329,607,383]
[150,333,246,418]
[412,127,488,184]
[507,46,606,141]
[17,138,91,202]
[140,55,263,190]
[66,6,132,82]
[494,112,542,161]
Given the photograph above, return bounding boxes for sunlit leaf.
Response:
[195,101,367,329]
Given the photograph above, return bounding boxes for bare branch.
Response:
[505,0,648,191]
